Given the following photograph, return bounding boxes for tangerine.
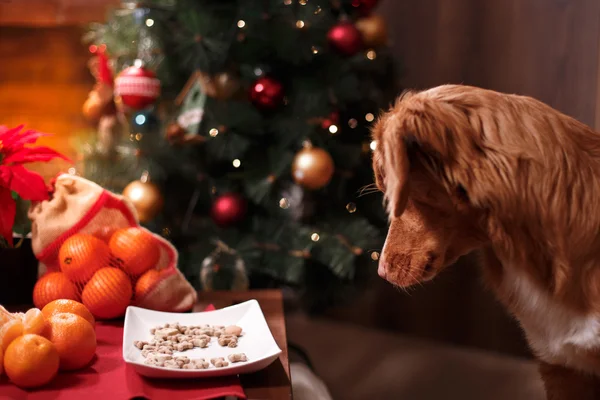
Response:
[59,234,110,284]
[134,268,165,300]
[23,308,48,337]
[109,227,160,277]
[33,272,79,309]
[42,299,95,327]
[0,345,3,376]
[4,334,59,388]
[0,318,24,351]
[47,313,96,371]
[82,267,132,319]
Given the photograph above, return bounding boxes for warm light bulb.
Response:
[209,128,219,137]
[237,20,246,28]
[365,113,375,122]
[145,18,154,27]
[135,114,146,125]
[311,233,320,242]
[135,133,143,141]
[328,124,338,134]
[348,118,358,128]
[284,0,292,5]
[279,198,290,209]
[296,20,305,29]
[366,49,377,60]
[346,203,357,213]
[299,0,307,4]
[311,46,319,54]
[314,6,322,14]
[67,167,76,175]
[232,159,241,168]
[370,140,378,151]
[371,251,380,260]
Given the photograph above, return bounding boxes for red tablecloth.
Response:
[0,305,246,400]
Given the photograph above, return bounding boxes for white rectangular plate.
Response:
[122,300,282,378]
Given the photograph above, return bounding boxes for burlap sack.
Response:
[28,173,197,312]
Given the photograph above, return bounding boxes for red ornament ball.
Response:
[352,0,379,15]
[250,77,284,110]
[211,193,247,227]
[327,22,363,56]
[114,64,161,110]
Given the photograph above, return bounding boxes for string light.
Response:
[279,198,290,209]
[328,124,338,134]
[232,159,241,168]
[129,134,135,141]
[348,118,358,128]
[145,18,154,27]
[237,20,246,28]
[284,0,292,4]
[209,128,219,137]
[68,167,76,175]
[296,20,305,29]
[311,233,320,242]
[366,49,377,60]
[135,114,146,125]
[346,203,357,213]
[314,5,322,14]
[311,46,319,54]
[365,113,375,122]
[135,133,143,141]
[371,251,380,261]
[299,0,308,4]
[254,67,264,76]
[370,140,378,151]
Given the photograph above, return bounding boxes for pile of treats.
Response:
[134,323,247,369]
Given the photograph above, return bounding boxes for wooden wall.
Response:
[379,0,600,129]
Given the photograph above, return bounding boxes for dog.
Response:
[372,84,600,399]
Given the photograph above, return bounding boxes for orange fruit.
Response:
[82,267,132,319]
[42,299,95,327]
[33,272,79,309]
[95,226,117,243]
[109,227,160,277]
[47,313,96,371]
[23,308,48,337]
[134,269,165,300]
[0,318,24,351]
[0,345,3,376]
[59,234,111,284]
[4,334,59,388]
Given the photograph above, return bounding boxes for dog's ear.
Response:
[381,117,411,218]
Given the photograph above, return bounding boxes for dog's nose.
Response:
[378,257,388,279]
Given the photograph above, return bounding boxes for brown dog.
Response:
[372,84,600,399]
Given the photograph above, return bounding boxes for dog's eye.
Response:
[456,184,469,202]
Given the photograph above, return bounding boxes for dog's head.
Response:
[372,85,495,287]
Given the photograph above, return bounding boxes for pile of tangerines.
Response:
[0,300,96,388]
[33,227,165,320]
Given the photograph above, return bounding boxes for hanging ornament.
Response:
[122,177,164,223]
[250,77,284,111]
[277,182,315,221]
[82,48,115,122]
[321,111,339,130]
[212,71,242,100]
[211,193,247,227]
[114,61,161,110]
[292,146,335,190]
[327,22,363,56]
[351,0,379,15]
[200,242,249,291]
[356,14,388,47]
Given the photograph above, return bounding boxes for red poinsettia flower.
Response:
[0,125,71,245]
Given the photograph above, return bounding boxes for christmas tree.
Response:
[78,0,399,310]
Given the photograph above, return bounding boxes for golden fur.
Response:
[372,84,600,399]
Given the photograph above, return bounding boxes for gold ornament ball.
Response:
[82,92,104,121]
[292,147,335,190]
[122,180,164,223]
[213,72,241,100]
[356,14,388,48]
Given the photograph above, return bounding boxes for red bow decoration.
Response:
[0,125,71,246]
